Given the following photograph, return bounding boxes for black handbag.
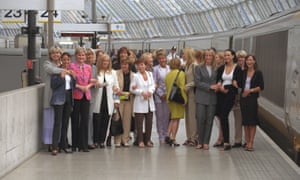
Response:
[168,70,185,104]
[110,108,124,136]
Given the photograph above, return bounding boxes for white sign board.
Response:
[1,10,24,23]
[0,0,84,10]
[38,10,62,23]
[111,24,126,32]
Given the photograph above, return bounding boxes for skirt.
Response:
[240,95,259,126]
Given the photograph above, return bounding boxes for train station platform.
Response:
[2,114,300,180]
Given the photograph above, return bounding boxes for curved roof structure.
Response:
[95,0,300,39]
[0,0,299,40]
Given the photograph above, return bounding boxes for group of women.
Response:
[43,45,264,155]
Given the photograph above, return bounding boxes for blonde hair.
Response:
[96,54,112,74]
[204,49,216,69]
[183,48,196,66]
[75,47,87,56]
[215,51,224,66]
[48,46,62,60]
[86,48,96,64]
[236,50,247,58]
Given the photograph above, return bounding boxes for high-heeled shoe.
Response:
[222,144,231,151]
[51,149,58,156]
[106,136,112,147]
[139,142,145,148]
[146,141,153,147]
[59,148,72,153]
[165,136,171,144]
[78,149,90,152]
[169,139,180,147]
[99,143,105,149]
[213,141,224,147]
[88,144,96,150]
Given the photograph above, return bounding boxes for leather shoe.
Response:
[222,145,231,151]
[232,143,242,148]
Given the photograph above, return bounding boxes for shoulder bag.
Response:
[168,70,185,104]
[110,108,124,136]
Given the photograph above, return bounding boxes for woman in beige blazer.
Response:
[183,48,198,146]
[115,58,135,147]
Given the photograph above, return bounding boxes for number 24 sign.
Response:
[2,10,61,23]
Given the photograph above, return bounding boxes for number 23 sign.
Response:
[2,10,61,23]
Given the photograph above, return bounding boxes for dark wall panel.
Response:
[255,30,288,108]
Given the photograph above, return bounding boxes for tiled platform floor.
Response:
[2,114,300,180]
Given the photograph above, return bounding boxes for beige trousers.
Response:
[185,90,198,142]
[114,100,133,144]
[233,95,243,143]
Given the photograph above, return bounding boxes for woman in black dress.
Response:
[238,55,264,151]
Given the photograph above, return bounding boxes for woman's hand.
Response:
[114,103,119,108]
[131,84,137,90]
[220,86,229,94]
[242,89,251,97]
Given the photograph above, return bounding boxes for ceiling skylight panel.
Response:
[247,0,261,21]
[205,12,219,32]
[237,4,251,25]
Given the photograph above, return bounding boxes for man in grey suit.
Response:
[194,49,219,150]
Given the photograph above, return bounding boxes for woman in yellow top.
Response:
[165,58,187,146]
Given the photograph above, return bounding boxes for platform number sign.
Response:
[2,10,25,23]
[1,10,61,23]
[38,10,61,23]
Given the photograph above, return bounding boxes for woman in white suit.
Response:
[130,58,156,148]
[93,54,120,148]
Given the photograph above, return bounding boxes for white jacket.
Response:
[130,71,156,113]
[93,70,120,115]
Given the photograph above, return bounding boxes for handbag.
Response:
[168,70,185,104]
[110,108,124,136]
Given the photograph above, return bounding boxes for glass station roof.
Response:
[0,0,299,39]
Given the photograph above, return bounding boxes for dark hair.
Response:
[169,58,181,70]
[245,54,258,70]
[117,47,130,59]
[120,57,132,65]
[224,49,237,63]
[61,52,71,58]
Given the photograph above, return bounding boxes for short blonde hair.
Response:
[75,47,87,56]
[48,46,62,60]
[236,50,247,58]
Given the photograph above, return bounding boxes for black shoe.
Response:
[165,136,171,144]
[169,139,180,147]
[213,142,224,147]
[223,145,232,151]
[88,144,96,149]
[106,137,112,147]
[72,147,77,152]
[232,143,242,148]
[242,143,247,148]
[59,148,72,153]
[79,149,90,152]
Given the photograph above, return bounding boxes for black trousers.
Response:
[93,112,110,144]
[52,91,73,149]
[59,90,73,149]
[71,95,90,150]
[217,88,236,144]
